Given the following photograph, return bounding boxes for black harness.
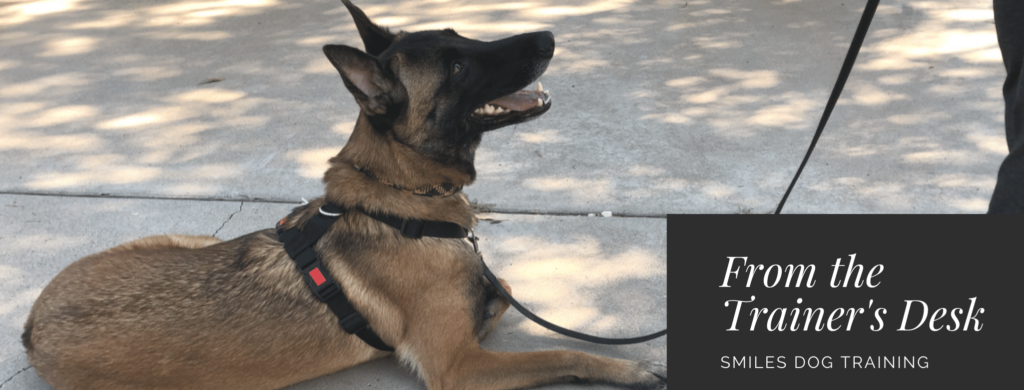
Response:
[277,202,666,352]
[276,204,394,351]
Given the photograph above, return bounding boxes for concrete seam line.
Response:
[0,366,31,389]
[213,202,245,238]
[0,190,296,204]
[0,191,669,220]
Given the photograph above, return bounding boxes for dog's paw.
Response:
[633,360,667,390]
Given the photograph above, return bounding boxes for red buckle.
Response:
[309,267,327,286]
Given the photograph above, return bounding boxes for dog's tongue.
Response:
[489,90,547,112]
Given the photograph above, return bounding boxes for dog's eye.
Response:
[452,62,463,75]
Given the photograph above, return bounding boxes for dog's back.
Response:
[23,231,386,390]
[21,235,221,353]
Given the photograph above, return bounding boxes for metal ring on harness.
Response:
[319,206,342,217]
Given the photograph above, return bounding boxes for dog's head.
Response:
[323,0,553,170]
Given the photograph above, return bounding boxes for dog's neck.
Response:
[321,116,477,227]
[353,165,463,197]
[332,116,475,189]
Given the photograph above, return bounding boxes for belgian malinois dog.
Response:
[22,1,667,389]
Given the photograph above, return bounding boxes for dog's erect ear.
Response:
[323,44,397,116]
[340,0,395,56]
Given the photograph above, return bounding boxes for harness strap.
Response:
[277,204,394,352]
[362,211,668,345]
[360,209,468,238]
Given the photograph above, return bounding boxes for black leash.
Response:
[360,209,667,345]
[775,0,880,214]
[475,239,668,344]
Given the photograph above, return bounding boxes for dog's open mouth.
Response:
[467,82,551,128]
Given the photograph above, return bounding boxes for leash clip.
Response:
[468,230,480,254]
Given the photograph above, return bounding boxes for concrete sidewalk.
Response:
[0,0,1004,388]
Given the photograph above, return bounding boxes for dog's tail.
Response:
[22,314,34,353]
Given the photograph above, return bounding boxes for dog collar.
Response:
[355,165,462,198]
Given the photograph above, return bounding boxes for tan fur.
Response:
[23,2,665,388]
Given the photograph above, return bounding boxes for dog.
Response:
[22,1,668,389]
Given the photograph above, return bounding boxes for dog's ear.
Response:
[323,44,398,116]
[341,0,395,56]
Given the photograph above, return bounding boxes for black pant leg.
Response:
[988,0,1024,213]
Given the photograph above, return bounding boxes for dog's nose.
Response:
[534,31,555,58]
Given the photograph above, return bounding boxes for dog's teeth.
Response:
[536,98,543,107]
[485,105,494,114]
[536,82,543,92]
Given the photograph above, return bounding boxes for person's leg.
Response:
[988,0,1024,213]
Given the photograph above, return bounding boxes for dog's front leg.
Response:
[402,277,665,390]
[433,348,667,390]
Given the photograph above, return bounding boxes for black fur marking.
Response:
[21,322,32,352]
[471,275,494,336]
[228,233,261,272]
